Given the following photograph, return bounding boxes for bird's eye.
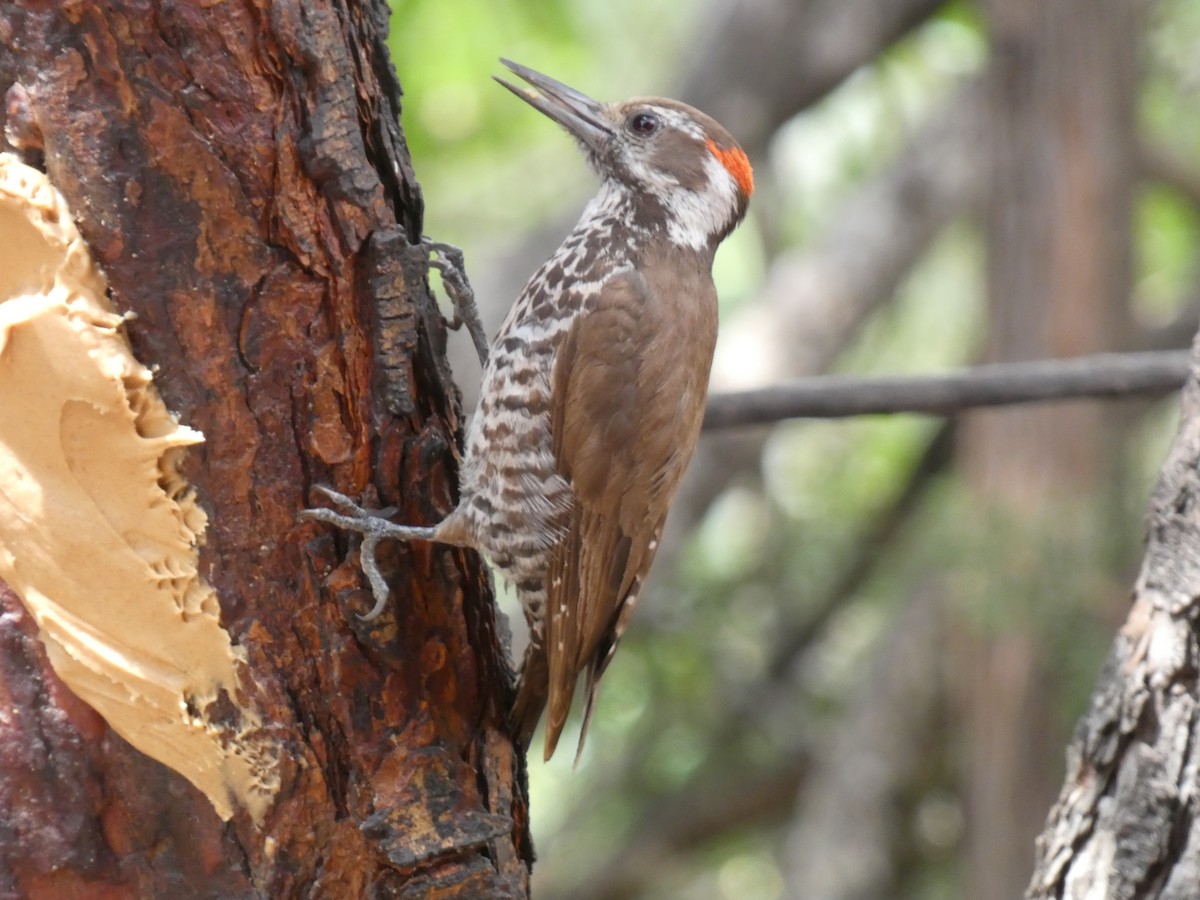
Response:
[628,112,660,136]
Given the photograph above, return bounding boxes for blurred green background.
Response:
[389,1,1200,897]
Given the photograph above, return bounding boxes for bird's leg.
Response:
[301,486,439,620]
[423,238,490,368]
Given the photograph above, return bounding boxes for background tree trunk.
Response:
[0,2,529,896]
[959,0,1138,896]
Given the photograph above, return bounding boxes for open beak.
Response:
[494,59,613,153]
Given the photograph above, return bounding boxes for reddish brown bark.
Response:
[0,2,528,896]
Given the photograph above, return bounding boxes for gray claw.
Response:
[423,238,490,367]
[359,532,391,620]
[310,485,362,513]
[303,486,440,622]
[305,486,397,521]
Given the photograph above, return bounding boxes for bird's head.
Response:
[495,59,753,252]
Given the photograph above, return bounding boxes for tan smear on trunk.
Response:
[0,154,277,823]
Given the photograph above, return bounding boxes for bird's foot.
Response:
[301,486,438,620]
[423,238,490,368]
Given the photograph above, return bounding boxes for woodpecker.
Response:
[306,59,752,762]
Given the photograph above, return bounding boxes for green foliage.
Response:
[1136,185,1200,321]
[388,0,697,241]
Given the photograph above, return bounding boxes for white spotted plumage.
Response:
[457,180,647,645]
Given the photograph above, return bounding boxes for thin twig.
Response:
[703,350,1191,430]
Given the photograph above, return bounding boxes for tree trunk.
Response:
[1028,339,1200,897]
[959,0,1138,897]
[0,2,529,896]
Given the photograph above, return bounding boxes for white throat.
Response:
[663,152,740,251]
[621,151,739,252]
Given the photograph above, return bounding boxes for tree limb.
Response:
[704,350,1190,429]
[551,756,809,900]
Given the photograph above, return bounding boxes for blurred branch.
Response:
[668,81,983,543]
[1133,143,1200,352]
[561,757,810,900]
[681,0,951,154]
[783,588,945,900]
[1140,141,1200,210]
[704,350,1190,429]
[1128,141,1200,352]
[713,80,985,390]
[764,423,953,679]
[543,425,953,899]
[714,423,951,741]
[1137,294,1200,352]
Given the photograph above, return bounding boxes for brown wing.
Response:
[539,270,714,761]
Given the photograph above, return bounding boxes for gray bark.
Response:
[1028,333,1200,897]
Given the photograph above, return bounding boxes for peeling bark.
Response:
[0,2,528,896]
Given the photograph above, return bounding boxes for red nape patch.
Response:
[706,139,754,197]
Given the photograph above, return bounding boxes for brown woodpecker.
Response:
[305,59,753,762]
